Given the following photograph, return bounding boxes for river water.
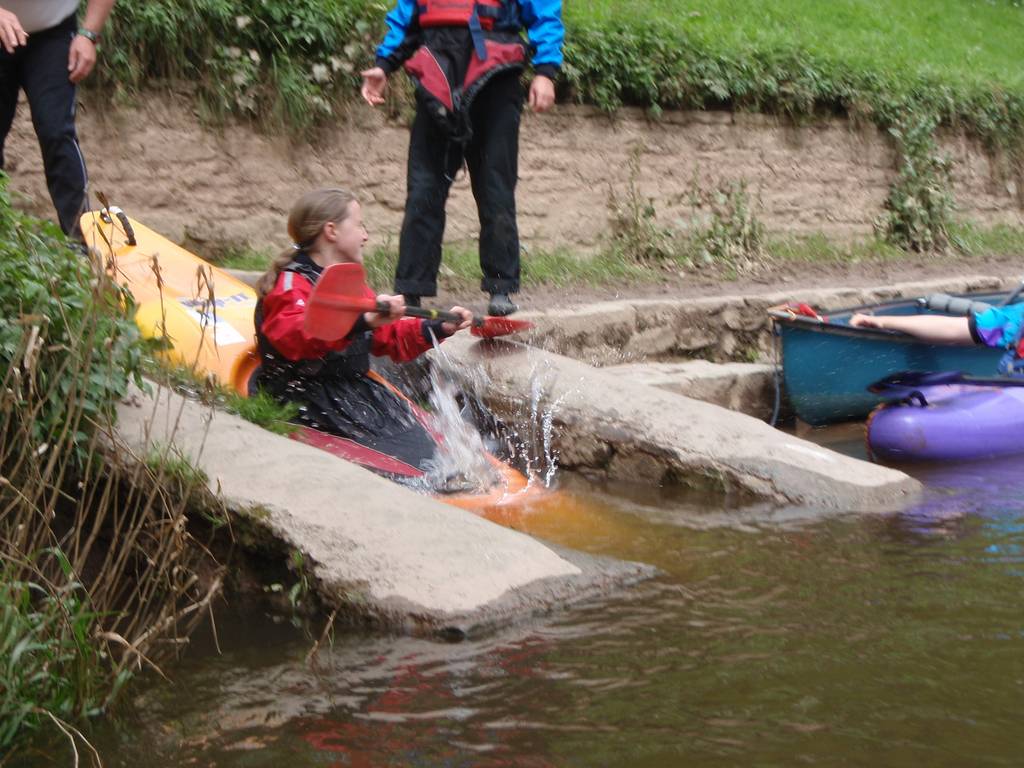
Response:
[27,430,1024,766]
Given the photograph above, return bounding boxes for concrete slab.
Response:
[603,360,776,420]
[114,384,655,637]
[434,336,921,512]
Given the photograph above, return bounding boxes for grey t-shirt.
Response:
[2,1,79,34]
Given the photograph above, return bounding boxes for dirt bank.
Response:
[7,93,1023,263]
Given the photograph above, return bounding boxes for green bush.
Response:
[0,563,105,754]
[875,114,955,252]
[0,178,143,454]
[98,0,381,133]
[94,1,1024,152]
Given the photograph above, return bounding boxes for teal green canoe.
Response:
[769,291,1010,425]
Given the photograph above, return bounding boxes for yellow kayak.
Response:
[81,207,259,393]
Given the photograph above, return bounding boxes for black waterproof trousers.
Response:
[0,14,87,237]
[394,71,523,298]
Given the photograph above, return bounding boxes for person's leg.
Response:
[394,99,461,300]
[465,71,523,305]
[0,45,24,172]
[21,17,87,237]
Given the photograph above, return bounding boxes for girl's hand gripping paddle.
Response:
[304,262,533,342]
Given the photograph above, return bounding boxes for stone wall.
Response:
[6,96,1022,254]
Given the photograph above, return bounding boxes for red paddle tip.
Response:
[471,316,534,338]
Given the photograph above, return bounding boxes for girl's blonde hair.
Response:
[257,187,358,297]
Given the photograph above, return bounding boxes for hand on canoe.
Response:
[850,313,884,329]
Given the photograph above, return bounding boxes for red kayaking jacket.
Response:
[259,268,437,364]
[418,0,503,28]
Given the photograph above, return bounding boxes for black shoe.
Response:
[404,294,421,308]
[487,293,518,316]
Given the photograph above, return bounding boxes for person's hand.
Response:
[528,75,555,113]
[0,7,27,54]
[849,313,883,329]
[68,34,97,83]
[364,293,405,328]
[360,67,388,107]
[442,306,473,335]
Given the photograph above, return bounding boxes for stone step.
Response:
[114,383,655,637]
[435,334,920,513]
[602,360,777,420]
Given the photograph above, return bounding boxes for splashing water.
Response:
[515,358,565,489]
[415,353,501,495]
[420,341,565,495]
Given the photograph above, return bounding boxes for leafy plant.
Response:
[606,146,678,263]
[0,571,102,754]
[876,114,956,252]
[96,0,382,135]
[0,178,143,456]
[685,177,767,272]
[89,0,1024,154]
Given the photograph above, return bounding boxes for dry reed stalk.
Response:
[1,203,228,753]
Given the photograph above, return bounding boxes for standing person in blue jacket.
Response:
[360,0,564,317]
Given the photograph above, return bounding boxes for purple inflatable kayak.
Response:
[867,372,1024,462]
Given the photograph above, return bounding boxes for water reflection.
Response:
[26,430,1024,766]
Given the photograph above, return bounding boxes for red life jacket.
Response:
[405,0,525,140]
[418,0,503,29]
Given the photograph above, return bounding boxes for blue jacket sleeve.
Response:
[519,0,564,74]
[375,0,420,73]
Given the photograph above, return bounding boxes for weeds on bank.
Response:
[876,114,956,252]
[0,178,220,758]
[105,0,1024,149]
[98,0,381,135]
[606,149,769,276]
[96,1,1024,152]
[147,362,299,436]
[683,178,767,272]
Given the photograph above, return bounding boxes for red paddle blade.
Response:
[305,263,375,341]
[471,316,534,338]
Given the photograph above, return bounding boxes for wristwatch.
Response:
[76,27,99,43]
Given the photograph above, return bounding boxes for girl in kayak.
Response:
[251,187,472,474]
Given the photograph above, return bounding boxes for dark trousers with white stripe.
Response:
[0,14,87,237]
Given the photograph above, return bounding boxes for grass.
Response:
[203,243,273,272]
[576,0,1024,94]
[145,361,300,435]
[97,1,1024,148]
[359,243,649,293]
[757,223,1024,271]
[215,219,1024,296]
[561,0,1024,151]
